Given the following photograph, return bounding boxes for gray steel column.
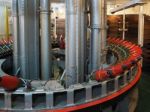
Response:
[40,0,52,80]
[12,0,19,73]
[80,0,88,82]
[18,0,29,78]
[18,0,40,79]
[65,0,77,87]
[28,0,40,79]
[76,0,81,83]
[76,0,87,83]
[65,0,87,85]
[90,0,102,71]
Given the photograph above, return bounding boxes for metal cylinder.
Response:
[65,0,88,86]
[76,0,88,83]
[138,6,144,47]
[79,0,88,82]
[90,0,102,71]
[18,0,29,78]
[18,0,40,79]
[40,0,52,80]
[66,0,78,87]
[12,0,19,73]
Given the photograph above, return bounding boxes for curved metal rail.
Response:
[0,37,142,111]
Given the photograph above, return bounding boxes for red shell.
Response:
[0,75,20,90]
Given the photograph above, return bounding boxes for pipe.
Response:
[81,0,89,80]
[40,0,52,80]
[76,0,88,83]
[90,0,102,71]
[76,0,81,83]
[18,0,40,79]
[65,0,88,85]
[138,6,144,47]
[12,0,19,73]
[18,0,29,78]
[27,0,40,79]
[4,6,9,40]
[65,0,77,87]
[122,10,126,40]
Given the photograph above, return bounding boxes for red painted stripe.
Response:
[43,63,142,112]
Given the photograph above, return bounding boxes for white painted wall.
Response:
[0,6,5,38]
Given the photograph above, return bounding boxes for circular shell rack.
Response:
[0,39,13,59]
[0,37,142,111]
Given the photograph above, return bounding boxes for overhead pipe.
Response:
[40,0,52,80]
[90,0,102,71]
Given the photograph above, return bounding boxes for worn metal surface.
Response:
[18,0,40,79]
[40,0,52,80]
[65,0,78,86]
[12,0,19,73]
[90,0,102,71]
[0,63,141,111]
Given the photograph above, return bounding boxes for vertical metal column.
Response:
[40,0,51,80]
[90,0,102,71]
[65,0,77,87]
[12,0,19,73]
[76,0,81,83]
[28,0,40,79]
[65,0,78,87]
[138,5,144,47]
[80,0,88,82]
[66,0,87,85]
[4,6,9,40]
[18,0,40,79]
[18,0,29,78]
[122,10,126,40]
[76,0,87,83]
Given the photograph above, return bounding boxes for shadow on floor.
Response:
[136,65,150,112]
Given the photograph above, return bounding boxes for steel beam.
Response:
[40,0,52,80]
